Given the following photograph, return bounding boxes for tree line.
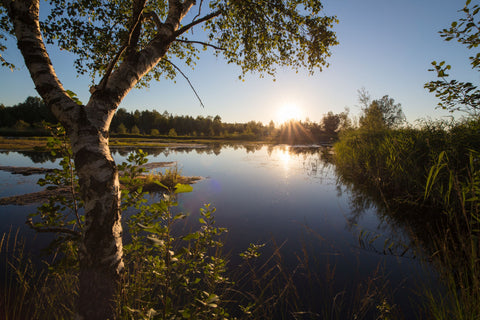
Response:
[0,96,56,130]
[1,96,349,143]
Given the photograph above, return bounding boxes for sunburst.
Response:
[276,104,303,124]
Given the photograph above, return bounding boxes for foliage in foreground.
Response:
[116,149,230,319]
[22,132,237,318]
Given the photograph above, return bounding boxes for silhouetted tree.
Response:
[359,94,405,130]
[322,111,341,134]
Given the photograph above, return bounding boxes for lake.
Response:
[0,144,437,317]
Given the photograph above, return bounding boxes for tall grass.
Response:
[333,116,480,319]
[0,229,33,319]
[335,117,480,204]
[0,232,401,319]
[0,229,77,319]
[420,149,480,319]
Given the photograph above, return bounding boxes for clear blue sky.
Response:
[0,0,477,124]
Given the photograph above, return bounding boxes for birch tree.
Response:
[0,0,338,318]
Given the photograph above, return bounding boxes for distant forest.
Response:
[1,96,348,143]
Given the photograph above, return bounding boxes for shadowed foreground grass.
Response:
[1,228,404,319]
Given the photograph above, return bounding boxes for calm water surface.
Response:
[0,145,434,316]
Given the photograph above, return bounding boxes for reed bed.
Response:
[333,116,480,319]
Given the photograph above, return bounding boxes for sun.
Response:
[276,104,303,124]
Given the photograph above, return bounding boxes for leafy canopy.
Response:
[425,0,480,114]
[0,0,338,85]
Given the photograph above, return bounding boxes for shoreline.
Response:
[0,136,275,151]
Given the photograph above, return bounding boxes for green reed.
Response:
[333,116,480,319]
[0,229,77,319]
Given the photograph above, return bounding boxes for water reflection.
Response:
[332,158,475,306]
[0,144,432,318]
[277,147,291,175]
[16,150,57,164]
[110,143,304,159]
[3,143,329,168]
[335,171,427,256]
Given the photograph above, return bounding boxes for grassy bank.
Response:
[0,135,275,151]
[333,117,480,318]
[335,118,480,204]
[109,135,272,147]
[0,137,50,150]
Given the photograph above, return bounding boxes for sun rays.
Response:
[276,103,304,125]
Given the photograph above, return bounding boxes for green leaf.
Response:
[174,183,193,194]
[154,180,169,190]
[181,309,191,318]
[174,213,187,220]
[137,223,164,235]
[183,232,201,240]
[147,236,165,246]
[206,293,219,304]
[65,90,83,105]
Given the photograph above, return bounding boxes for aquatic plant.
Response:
[333,116,480,319]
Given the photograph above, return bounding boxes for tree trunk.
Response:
[69,111,123,319]
[3,1,124,318]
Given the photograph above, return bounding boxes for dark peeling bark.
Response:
[70,108,124,319]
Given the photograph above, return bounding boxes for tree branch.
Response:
[164,59,205,108]
[2,0,78,128]
[174,10,221,37]
[26,218,81,238]
[98,1,146,91]
[183,0,198,14]
[93,0,199,108]
[126,0,148,57]
[144,11,163,30]
[175,39,225,51]
[190,0,204,22]
[165,0,183,31]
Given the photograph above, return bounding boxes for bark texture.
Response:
[70,112,124,319]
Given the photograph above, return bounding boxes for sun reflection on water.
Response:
[276,146,292,177]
